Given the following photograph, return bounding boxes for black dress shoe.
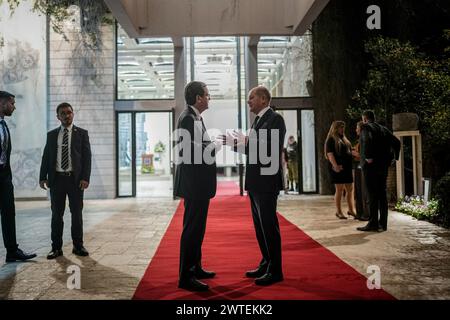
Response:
[5,248,37,262]
[245,264,268,278]
[47,249,63,260]
[254,272,284,286]
[356,224,379,232]
[72,246,89,256]
[194,268,216,279]
[178,277,209,291]
[378,226,387,232]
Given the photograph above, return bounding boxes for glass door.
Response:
[117,112,135,197]
[277,108,317,194]
[135,112,173,197]
[117,111,173,197]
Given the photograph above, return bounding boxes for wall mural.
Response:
[0,2,47,197]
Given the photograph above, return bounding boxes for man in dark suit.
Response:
[222,86,286,286]
[357,110,401,232]
[174,81,217,291]
[39,102,91,259]
[0,91,37,262]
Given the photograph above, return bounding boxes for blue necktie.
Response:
[0,120,8,162]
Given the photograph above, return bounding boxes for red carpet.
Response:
[133,181,395,300]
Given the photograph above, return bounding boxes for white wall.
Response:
[0,2,47,198]
[48,18,115,199]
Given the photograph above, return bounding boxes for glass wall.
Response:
[118,113,133,196]
[192,37,241,173]
[301,110,316,192]
[117,24,174,99]
[257,32,313,97]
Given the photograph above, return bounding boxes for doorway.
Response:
[276,108,318,194]
[116,111,174,197]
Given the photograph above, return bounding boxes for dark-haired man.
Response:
[40,102,91,259]
[357,110,400,232]
[0,90,37,262]
[174,81,217,291]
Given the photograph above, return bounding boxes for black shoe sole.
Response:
[72,250,89,256]
[195,274,216,279]
[245,272,265,278]
[5,254,37,263]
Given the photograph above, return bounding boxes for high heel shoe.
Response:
[336,212,347,219]
[347,211,357,218]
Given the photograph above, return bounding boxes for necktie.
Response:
[0,120,8,160]
[200,117,206,132]
[251,116,260,129]
[61,128,69,170]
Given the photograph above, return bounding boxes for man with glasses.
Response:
[174,81,217,291]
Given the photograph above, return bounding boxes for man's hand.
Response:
[366,158,373,164]
[332,165,343,173]
[39,180,48,190]
[218,130,247,146]
[79,180,89,190]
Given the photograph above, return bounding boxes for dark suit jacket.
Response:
[39,125,92,188]
[0,122,12,176]
[360,121,401,168]
[173,106,217,200]
[244,108,286,193]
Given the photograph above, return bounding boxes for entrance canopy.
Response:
[105,0,329,39]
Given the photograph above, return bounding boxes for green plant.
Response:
[433,172,450,227]
[347,32,450,188]
[154,141,166,154]
[395,195,439,221]
[0,0,112,48]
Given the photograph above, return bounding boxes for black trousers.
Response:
[354,167,370,220]
[0,168,18,252]
[362,164,389,229]
[248,191,282,275]
[50,174,84,250]
[179,198,210,280]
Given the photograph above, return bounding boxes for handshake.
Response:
[217,130,248,147]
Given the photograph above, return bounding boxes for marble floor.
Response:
[1,194,449,300]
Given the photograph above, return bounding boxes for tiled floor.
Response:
[1,194,449,300]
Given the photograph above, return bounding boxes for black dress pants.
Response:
[354,167,370,220]
[248,191,282,276]
[0,168,18,252]
[363,164,389,229]
[50,174,84,250]
[179,198,210,280]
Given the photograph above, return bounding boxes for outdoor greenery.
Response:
[395,196,439,221]
[347,32,450,226]
[347,32,450,143]
[0,0,112,48]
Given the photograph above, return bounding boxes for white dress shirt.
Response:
[56,124,73,172]
[256,106,271,123]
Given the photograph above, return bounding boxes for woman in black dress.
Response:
[324,121,357,219]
